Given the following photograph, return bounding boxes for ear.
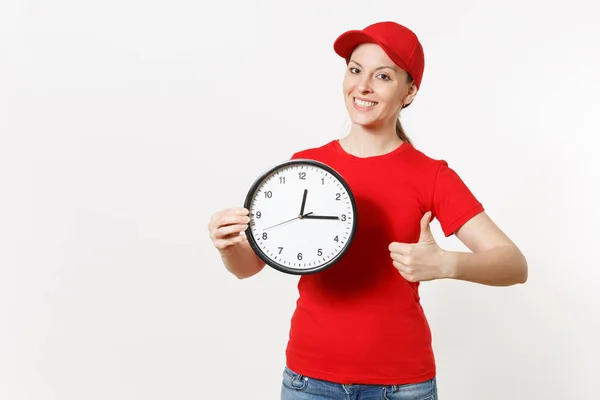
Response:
[402,83,418,107]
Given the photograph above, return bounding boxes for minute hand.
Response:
[303,214,339,220]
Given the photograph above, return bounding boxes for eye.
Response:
[349,67,360,74]
[377,73,391,81]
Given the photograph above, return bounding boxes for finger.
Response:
[210,214,251,232]
[391,254,412,266]
[220,207,249,216]
[398,269,419,283]
[211,224,249,240]
[208,208,249,228]
[232,207,249,216]
[419,211,432,232]
[418,211,435,244]
[392,259,416,274]
[213,234,246,250]
[388,242,413,255]
[221,214,251,227]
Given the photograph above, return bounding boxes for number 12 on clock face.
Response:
[243,159,358,275]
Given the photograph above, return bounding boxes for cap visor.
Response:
[333,31,378,61]
[333,30,410,74]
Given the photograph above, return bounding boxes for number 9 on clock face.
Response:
[243,159,358,275]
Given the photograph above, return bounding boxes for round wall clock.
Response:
[243,158,358,275]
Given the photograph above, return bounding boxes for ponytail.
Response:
[395,118,412,145]
[395,73,415,144]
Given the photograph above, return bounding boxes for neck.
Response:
[340,123,403,158]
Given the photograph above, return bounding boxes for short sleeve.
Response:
[290,150,312,161]
[432,161,484,237]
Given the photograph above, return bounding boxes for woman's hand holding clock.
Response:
[208,207,251,252]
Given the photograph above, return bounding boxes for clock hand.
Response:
[263,212,314,231]
[302,214,340,220]
[299,189,308,216]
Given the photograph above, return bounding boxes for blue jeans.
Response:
[281,366,438,400]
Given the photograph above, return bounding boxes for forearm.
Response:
[220,240,266,279]
[446,245,528,286]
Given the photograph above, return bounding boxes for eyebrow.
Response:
[349,59,397,72]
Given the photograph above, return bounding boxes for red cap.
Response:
[333,21,425,89]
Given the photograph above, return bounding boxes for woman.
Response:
[207,21,528,400]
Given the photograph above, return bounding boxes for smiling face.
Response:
[342,43,417,132]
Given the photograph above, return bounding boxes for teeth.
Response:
[354,98,377,107]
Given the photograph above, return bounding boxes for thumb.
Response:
[418,211,434,244]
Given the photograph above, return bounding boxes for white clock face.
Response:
[245,160,357,274]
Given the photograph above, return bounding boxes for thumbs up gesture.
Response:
[388,211,449,282]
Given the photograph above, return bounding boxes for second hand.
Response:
[263,212,314,231]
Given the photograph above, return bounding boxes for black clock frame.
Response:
[243,158,358,275]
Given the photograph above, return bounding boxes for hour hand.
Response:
[299,189,308,216]
[302,214,339,220]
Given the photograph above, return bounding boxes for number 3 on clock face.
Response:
[243,159,358,275]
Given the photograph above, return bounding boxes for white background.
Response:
[1,0,599,399]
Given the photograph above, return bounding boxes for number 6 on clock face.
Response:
[243,159,358,275]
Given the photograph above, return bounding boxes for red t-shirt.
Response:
[285,139,484,385]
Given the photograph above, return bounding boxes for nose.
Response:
[356,74,373,94]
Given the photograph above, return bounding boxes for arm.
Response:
[389,211,527,286]
[390,162,527,286]
[447,211,528,286]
